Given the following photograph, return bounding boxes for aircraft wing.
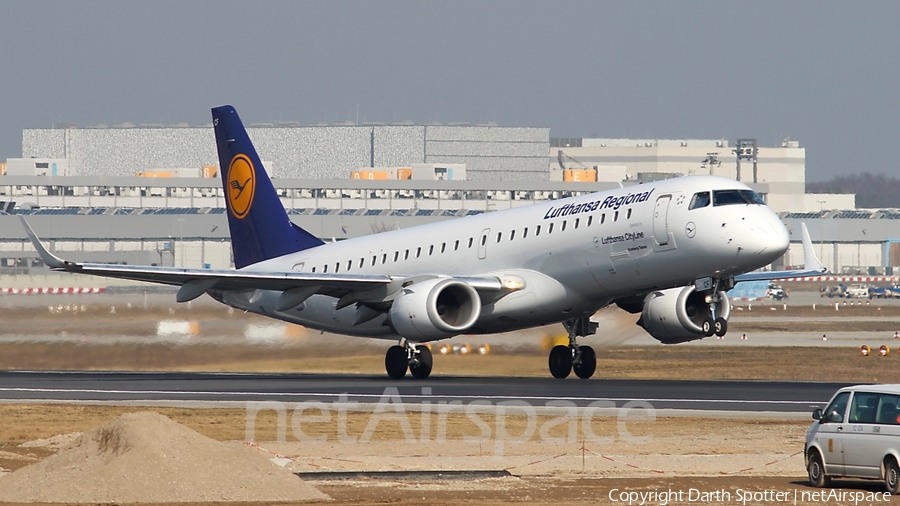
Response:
[733,222,827,282]
[21,217,502,303]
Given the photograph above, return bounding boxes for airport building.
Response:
[0,122,889,283]
[21,123,550,181]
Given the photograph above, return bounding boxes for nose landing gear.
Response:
[703,278,730,338]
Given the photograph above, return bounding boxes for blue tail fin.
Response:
[212,105,323,269]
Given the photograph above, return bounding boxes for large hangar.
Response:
[22,124,551,181]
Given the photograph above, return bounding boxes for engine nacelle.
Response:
[389,278,481,341]
[636,286,731,344]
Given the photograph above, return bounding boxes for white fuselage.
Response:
[218,175,789,341]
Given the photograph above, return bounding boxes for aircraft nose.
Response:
[744,215,790,260]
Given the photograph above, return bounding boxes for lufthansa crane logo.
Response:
[227,154,256,219]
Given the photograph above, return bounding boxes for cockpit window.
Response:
[689,192,711,210]
[713,189,766,207]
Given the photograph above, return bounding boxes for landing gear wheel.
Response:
[409,345,433,379]
[385,345,408,379]
[886,458,900,494]
[807,452,830,488]
[549,345,573,379]
[702,317,716,337]
[714,317,728,337]
[573,345,596,379]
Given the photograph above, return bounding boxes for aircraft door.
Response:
[653,196,671,246]
[478,228,490,259]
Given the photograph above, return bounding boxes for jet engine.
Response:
[389,278,482,341]
[636,285,731,344]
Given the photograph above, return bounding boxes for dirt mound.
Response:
[0,411,327,503]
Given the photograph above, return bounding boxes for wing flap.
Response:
[21,217,503,302]
[54,262,393,292]
[21,216,392,295]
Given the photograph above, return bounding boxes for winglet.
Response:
[800,222,827,273]
[19,216,70,269]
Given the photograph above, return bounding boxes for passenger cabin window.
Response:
[441,243,446,253]
[311,267,316,273]
[627,209,632,219]
[323,265,328,273]
[496,232,502,243]
[614,211,619,221]
[510,230,515,241]
[536,225,541,236]
[416,247,421,258]
[587,216,592,227]
[454,240,459,251]
[404,250,410,260]
[601,214,606,224]
[689,191,711,210]
[382,253,387,264]
[347,260,352,271]
[523,228,528,238]
[561,220,567,231]
[468,238,474,248]
[334,263,340,273]
[574,218,579,229]
[548,223,554,234]
[713,189,766,207]
[359,258,364,269]
[371,256,376,266]
[393,252,399,262]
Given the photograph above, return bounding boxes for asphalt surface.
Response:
[0,371,848,413]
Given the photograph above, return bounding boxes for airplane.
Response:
[20,105,826,380]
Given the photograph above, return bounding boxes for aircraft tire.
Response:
[385,345,408,379]
[714,317,728,337]
[702,317,716,337]
[573,346,596,379]
[410,345,433,379]
[548,345,573,379]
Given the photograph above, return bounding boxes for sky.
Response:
[1,1,897,182]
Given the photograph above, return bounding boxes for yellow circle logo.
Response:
[227,154,256,219]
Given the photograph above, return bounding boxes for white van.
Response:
[806,384,900,493]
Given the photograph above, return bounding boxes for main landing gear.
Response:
[549,316,598,379]
[385,339,433,379]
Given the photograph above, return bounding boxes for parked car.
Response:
[768,283,787,300]
[886,285,900,299]
[844,284,871,299]
[820,284,846,298]
[806,384,900,493]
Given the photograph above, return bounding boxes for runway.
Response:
[0,371,846,413]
